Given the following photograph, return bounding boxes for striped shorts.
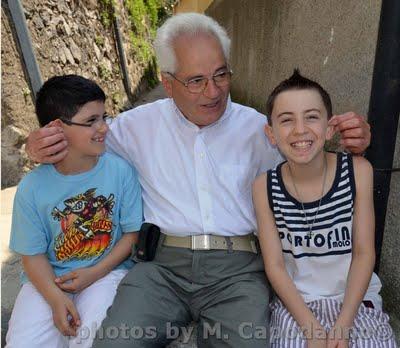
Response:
[270,298,397,347]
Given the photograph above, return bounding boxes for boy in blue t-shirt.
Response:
[6,75,143,348]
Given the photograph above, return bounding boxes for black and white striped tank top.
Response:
[267,152,357,300]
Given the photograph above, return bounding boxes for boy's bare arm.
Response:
[55,232,138,293]
[328,157,375,346]
[252,175,326,346]
[22,254,80,336]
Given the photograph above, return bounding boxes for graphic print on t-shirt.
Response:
[51,188,114,261]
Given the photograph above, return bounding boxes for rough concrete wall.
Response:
[207,0,381,116]
[1,0,155,188]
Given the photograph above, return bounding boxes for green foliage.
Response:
[125,0,148,36]
[22,87,31,103]
[95,35,105,47]
[130,35,153,64]
[99,0,115,28]
[99,0,175,87]
[124,0,168,69]
[143,56,159,88]
[145,0,160,29]
[98,64,112,81]
[111,91,122,106]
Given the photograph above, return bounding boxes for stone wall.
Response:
[1,0,159,188]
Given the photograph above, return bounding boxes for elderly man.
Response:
[26,13,370,347]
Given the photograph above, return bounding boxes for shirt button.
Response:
[200,152,205,158]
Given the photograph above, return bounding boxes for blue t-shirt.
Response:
[9,153,143,284]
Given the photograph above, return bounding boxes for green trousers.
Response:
[93,234,271,347]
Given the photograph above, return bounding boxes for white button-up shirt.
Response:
[107,98,282,236]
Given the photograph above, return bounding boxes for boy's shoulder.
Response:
[102,152,136,171]
[351,154,372,169]
[351,154,373,179]
[16,164,51,196]
[102,151,128,165]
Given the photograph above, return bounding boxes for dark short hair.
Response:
[266,69,332,125]
[35,75,106,127]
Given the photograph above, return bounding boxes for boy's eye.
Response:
[280,118,292,123]
[86,118,97,124]
[306,114,319,120]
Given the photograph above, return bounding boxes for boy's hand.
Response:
[26,121,68,163]
[55,267,101,293]
[326,339,349,348]
[328,112,371,154]
[306,338,327,348]
[49,292,81,336]
[326,325,350,348]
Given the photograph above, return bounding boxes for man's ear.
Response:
[161,73,173,98]
[264,123,277,145]
[325,123,335,140]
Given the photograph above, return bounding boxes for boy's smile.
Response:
[65,100,108,156]
[266,89,334,165]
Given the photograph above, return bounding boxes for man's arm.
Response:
[327,157,375,348]
[54,232,138,293]
[22,254,81,336]
[329,112,371,154]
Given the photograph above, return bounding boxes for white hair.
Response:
[154,13,231,73]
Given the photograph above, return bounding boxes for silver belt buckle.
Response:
[191,235,211,250]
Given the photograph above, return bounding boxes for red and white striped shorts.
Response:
[270,298,397,347]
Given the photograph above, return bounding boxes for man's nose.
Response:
[203,78,221,98]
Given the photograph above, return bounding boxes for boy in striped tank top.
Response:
[252,70,396,347]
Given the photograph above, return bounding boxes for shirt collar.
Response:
[171,95,232,132]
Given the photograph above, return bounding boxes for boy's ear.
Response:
[52,119,63,127]
[264,124,277,145]
[325,124,335,140]
[161,74,173,98]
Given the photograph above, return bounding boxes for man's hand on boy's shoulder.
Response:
[26,121,68,163]
[329,112,371,155]
[55,267,101,293]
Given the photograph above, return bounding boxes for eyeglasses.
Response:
[60,114,113,130]
[166,69,233,94]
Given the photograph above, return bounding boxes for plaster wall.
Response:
[207,0,381,116]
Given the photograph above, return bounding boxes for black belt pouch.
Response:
[132,223,160,262]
